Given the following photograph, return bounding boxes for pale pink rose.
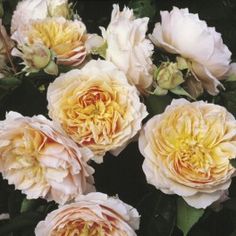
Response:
[35,192,140,236]
[0,112,95,204]
[150,7,232,95]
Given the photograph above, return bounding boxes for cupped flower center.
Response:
[27,18,86,56]
[154,105,235,186]
[50,208,128,236]
[4,127,47,186]
[52,221,113,236]
[60,84,126,146]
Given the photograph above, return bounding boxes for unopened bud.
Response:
[155,62,184,90]
[22,44,51,70]
[48,0,69,18]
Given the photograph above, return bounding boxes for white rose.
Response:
[47,59,148,163]
[11,0,69,33]
[150,7,232,95]
[139,99,236,209]
[0,112,95,204]
[101,4,154,92]
[35,192,139,236]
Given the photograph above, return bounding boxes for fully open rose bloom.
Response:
[35,192,140,236]
[47,59,147,163]
[12,17,91,67]
[101,4,154,92]
[139,99,236,209]
[11,0,69,33]
[0,112,95,204]
[150,7,232,95]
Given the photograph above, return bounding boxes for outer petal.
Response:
[139,99,236,208]
[102,4,154,90]
[35,192,139,236]
[0,111,95,204]
[150,6,232,95]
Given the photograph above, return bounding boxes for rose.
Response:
[35,192,140,236]
[0,112,95,204]
[11,0,69,33]
[150,7,232,95]
[139,99,236,209]
[47,59,147,163]
[100,4,154,92]
[12,17,92,69]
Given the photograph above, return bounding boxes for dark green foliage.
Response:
[0,0,236,236]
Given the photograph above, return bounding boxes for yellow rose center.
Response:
[3,127,48,187]
[27,19,86,56]
[52,221,112,236]
[154,105,235,186]
[60,85,126,147]
[51,209,130,236]
[178,139,212,172]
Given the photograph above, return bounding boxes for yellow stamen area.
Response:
[4,127,47,188]
[60,85,126,147]
[52,221,110,236]
[50,209,129,236]
[153,104,236,186]
[27,18,86,56]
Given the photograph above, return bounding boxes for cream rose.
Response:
[11,0,69,33]
[47,59,147,162]
[101,4,154,92]
[12,17,90,68]
[0,112,95,204]
[139,99,236,209]
[35,192,139,236]
[150,7,232,95]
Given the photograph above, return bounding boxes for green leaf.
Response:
[8,191,24,219]
[0,76,22,90]
[170,86,195,100]
[129,0,156,20]
[0,212,44,235]
[231,159,236,168]
[0,0,4,18]
[177,198,204,236]
[226,74,236,82]
[20,199,40,213]
[0,78,48,119]
[138,190,176,236]
[145,94,173,116]
[0,176,10,214]
[218,81,236,117]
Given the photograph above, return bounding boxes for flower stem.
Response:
[0,28,17,74]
